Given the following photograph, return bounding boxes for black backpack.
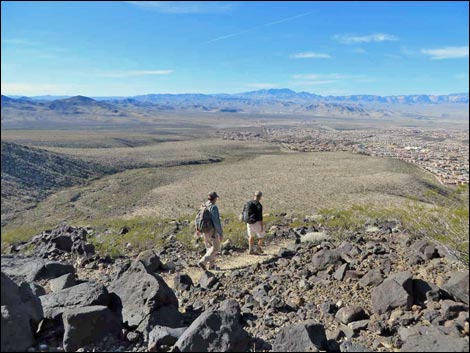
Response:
[241,201,251,223]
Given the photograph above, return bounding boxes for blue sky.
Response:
[1,1,469,96]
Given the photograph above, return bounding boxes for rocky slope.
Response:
[1,216,469,352]
[1,142,112,225]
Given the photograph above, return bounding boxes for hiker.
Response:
[196,191,223,271]
[243,191,265,255]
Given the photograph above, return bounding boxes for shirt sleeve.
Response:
[259,204,263,221]
[210,205,223,236]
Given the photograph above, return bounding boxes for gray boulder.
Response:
[400,334,469,352]
[340,341,372,352]
[335,306,368,324]
[40,281,111,320]
[1,256,75,284]
[372,271,414,314]
[174,299,250,352]
[312,249,343,270]
[49,273,77,292]
[136,250,163,273]
[444,271,469,305]
[198,271,218,290]
[148,325,187,351]
[62,305,122,352]
[359,269,383,288]
[272,321,327,352]
[108,260,179,338]
[334,263,349,281]
[1,272,43,352]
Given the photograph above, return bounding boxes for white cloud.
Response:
[334,33,398,44]
[291,52,331,59]
[246,83,279,89]
[125,1,235,13]
[99,70,173,78]
[421,46,469,60]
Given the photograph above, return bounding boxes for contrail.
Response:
[204,12,312,44]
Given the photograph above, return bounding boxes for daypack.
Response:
[195,203,213,233]
[241,201,251,223]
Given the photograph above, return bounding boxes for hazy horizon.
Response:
[1,1,469,97]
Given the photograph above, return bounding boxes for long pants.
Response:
[199,229,221,267]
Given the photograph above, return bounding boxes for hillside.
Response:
[0,142,112,225]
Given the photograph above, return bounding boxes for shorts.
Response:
[247,221,265,239]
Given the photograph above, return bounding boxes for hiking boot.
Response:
[248,248,256,255]
[256,247,265,254]
[198,261,207,271]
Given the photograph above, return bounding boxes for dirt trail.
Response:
[162,238,293,289]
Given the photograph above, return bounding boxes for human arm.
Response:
[210,205,223,237]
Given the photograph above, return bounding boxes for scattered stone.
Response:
[62,305,121,352]
[272,321,327,352]
[334,263,349,281]
[40,282,111,320]
[108,260,179,339]
[174,299,250,352]
[1,272,43,352]
[135,250,163,273]
[312,249,343,270]
[49,273,76,292]
[340,340,372,352]
[359,268,383,288]
[372,271,414,314]
[147,326,187,351]
[198,271,218,290]
[335,306,368,324]
[400,333,469,352]
[443,271,469,305]
[300,232,330,244]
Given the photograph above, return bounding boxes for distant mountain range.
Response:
[1,89,468,128]
[5,89,469,104]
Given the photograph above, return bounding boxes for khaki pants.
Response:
[199,229,221,267]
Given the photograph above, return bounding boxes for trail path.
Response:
[161,238,293,289]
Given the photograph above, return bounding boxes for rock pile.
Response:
[1,220,468,352]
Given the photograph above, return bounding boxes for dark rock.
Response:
[40,282,111,320]
[1,272,44,352]
[348,319,369,332]
[174,299,250,352]
[49,273,76,292]
[340,340,372,352]
[372,271,414,314]
[312,249,343,270]
[119,226,130,235]
[198,271,218,290]
[62,305,122,352]
[174,273,193,292]
[335,306,368,324]
[413,279,441,305]
[400,334,469,352]
[444,271,469,305]
[147,326,187,351]
[272,321,328,352]
[279,248,295,258]
[334,263,349,281]
[136,250,163,273]
[359,269,383,288]
[108,260,179,338]
[1,256,75,284]
[440,300,468,320]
